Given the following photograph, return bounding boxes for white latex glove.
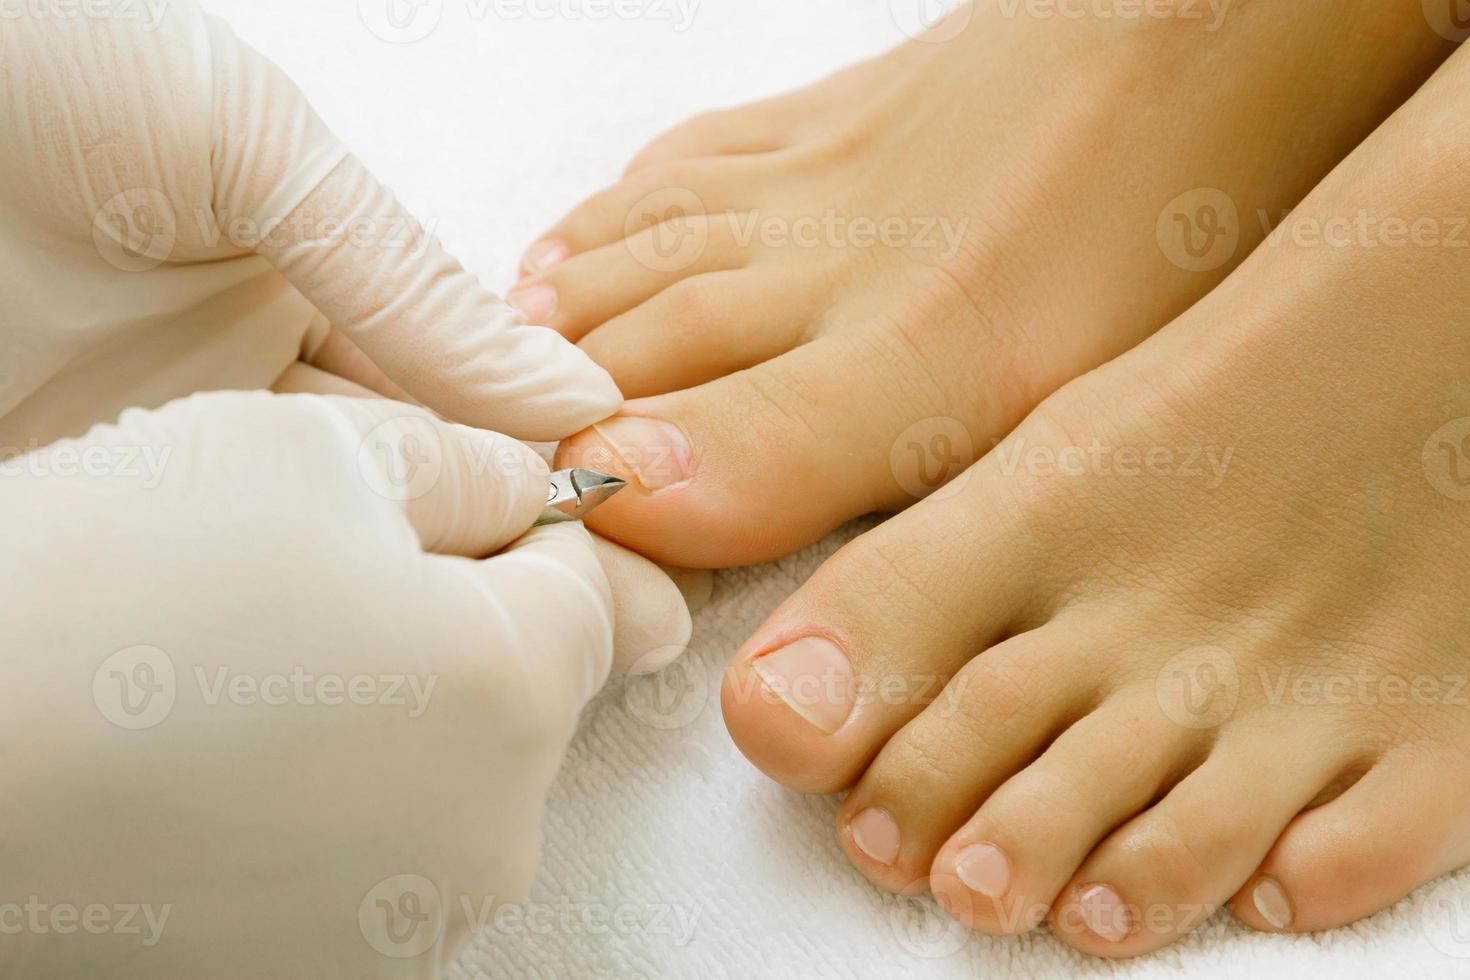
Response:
[0,0,619,447]
[0,390,691,979]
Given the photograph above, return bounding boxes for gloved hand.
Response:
[0,0,615,447]
[0,390,691,980]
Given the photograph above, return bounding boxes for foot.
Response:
[538,0,1451,567]
[720,44,1470,958]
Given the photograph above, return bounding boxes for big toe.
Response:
[555,333,980,568]
[715,462,1038,794]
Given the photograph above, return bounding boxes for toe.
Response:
[578,266,820,398]
[1049,727,1361,958]
[714,473,1039,794]
[519,158,762,276]
[553,325,982,567]
[918,690,1202,934]
[1230,744,1470,934]
[622,103,803,175]
[508,217,751,345]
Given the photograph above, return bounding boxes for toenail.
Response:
[850,808,901,866]
[507,284,558,323]
[750,636,855,734]
[521,239,568,274]
[1078,883,1130,943]
[955,842,1011,898]
[591,416,696,491]
[1252,876,1294,930]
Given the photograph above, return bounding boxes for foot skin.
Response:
[540,1,1451,567]
[721,44,1470,958]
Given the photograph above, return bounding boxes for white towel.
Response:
[205,2,1470,975]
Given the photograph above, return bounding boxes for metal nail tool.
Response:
[533,468,627,526]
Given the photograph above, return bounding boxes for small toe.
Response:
[1049,727,1361,958]
[1231,744,1470,934]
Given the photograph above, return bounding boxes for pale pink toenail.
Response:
[591,417,695,491]
[955,842,1010,898]
[1079,883,1130,943]
[521,239,568,274]
[850,808,900,866]
[507,284,558,323]
[750,636,855,734]
[1252,876,1293,930]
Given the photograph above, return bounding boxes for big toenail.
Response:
[521,239,568,274]
[1079,883,1130,943]
[1252,876,1294,930]
[955,842,1011,898]
[591,417,696,491]
[850,808,901,865]
[507,284,558,323]
[750,636,855,734]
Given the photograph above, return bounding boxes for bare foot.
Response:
[538,0,1452,567]
[719,40,1470,957]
